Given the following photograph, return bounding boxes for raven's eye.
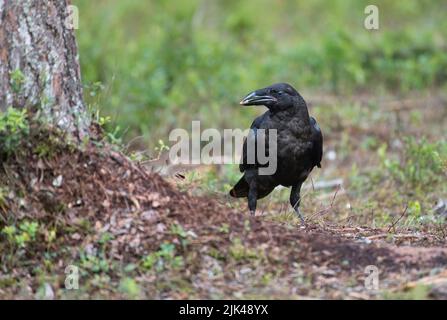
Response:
[277,91,283,95]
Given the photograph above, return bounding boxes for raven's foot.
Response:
[250,210,256,216]
[295,208,306,225]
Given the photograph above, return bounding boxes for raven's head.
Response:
[240,83,301,111]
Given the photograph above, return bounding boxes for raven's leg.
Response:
[290,183,305,224]
[247,179,258,216]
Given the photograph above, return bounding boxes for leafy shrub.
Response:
[1,221,39,248]
[141,242,184,272]
[379,138,446,192]
[0,107,29,157]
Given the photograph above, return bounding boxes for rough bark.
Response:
[0,0,89,138]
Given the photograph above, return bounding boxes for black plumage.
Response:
[229,83,323,223]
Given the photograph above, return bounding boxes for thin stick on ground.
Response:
[387,205,408,233]
[308,184,341,222]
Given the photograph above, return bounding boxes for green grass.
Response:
[0,107,29,157]
[378,137,446,192]
[73,0,447,146]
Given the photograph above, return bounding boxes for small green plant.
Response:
[46,229,57,244]
[170,223,187,238]
[1,221,39,248]
[141,242,184,272]
[141,253,158,270]
[379,138,446,192]
[85,81,105,98]
[2,226,16,242]
[78,236,114,274]
[10,69,25,93]
[228,237,260,261]
[99,232,114,245]
[119,277,140,299]
[79,251,111,273]
[98,115,112,127]
[34,142,53,158]
[19,221,39,240]
[218,223,230,234]
[106,125,123,146]
[208,247,225,260]
[154,139,170,158]
[0,107,29,156]
[170,223,190,248]
[408,200,422,218]
[383,284,430,300]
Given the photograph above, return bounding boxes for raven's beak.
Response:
[240,91,276,106]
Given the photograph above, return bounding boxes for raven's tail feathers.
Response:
[229,176,249,198]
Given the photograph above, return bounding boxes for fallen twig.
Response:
[387,205,408,233]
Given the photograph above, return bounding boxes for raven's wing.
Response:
[310,116,323,168]
[239,112,269,173]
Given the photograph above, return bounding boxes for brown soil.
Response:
[1,125,446,299]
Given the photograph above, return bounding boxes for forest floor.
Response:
[0,92,446,299]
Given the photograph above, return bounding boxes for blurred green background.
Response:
[74,0,447,148]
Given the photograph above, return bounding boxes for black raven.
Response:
[229,83,323,223]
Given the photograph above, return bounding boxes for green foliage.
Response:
[10,69,25,93]
[105,125,124,146]
[1,221,39,248]
[141,242,184,272]
[379,138,446,192]
[79,251,110,273]
[0,107,29,156]
[19,221,39,239]
[383,284,430,300]
[119,277,141,299]
[73,0,447,145]
[228,237,261,262]
[408,200,422,218]
[170,223,187,238]
[218,223,230,234]
[154,139,170,156]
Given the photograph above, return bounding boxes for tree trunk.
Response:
[0,0,89,138]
